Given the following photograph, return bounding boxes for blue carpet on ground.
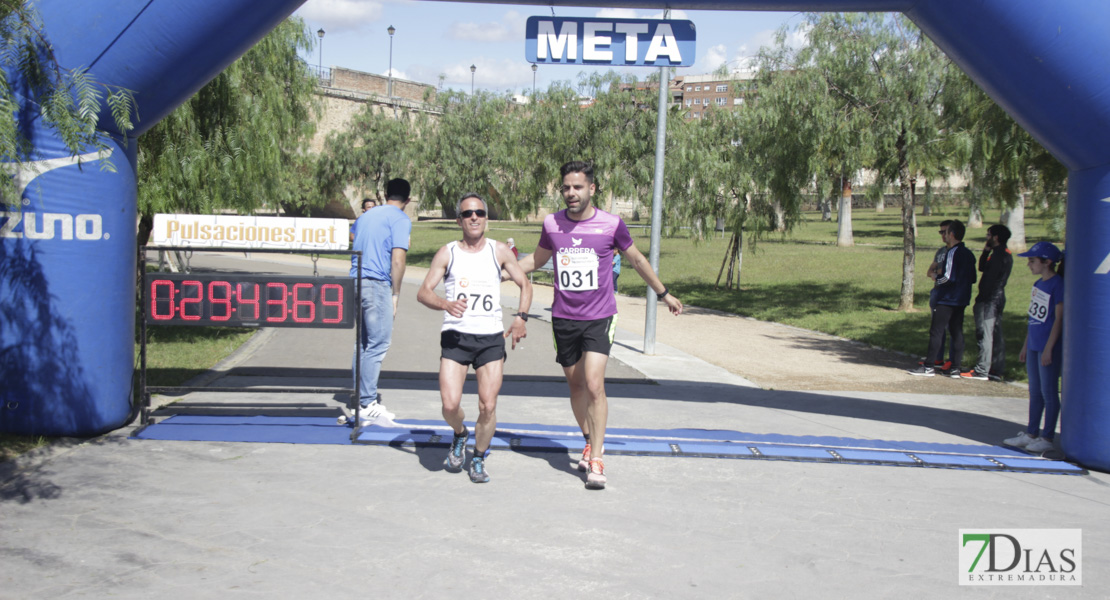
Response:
[131,415,1086,475]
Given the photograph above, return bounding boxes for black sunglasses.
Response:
[938,229,947,234]
[460,209,486,218]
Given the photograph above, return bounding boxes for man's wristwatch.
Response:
[516,312,529,322]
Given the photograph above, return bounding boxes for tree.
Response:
[945,70,1067,249]
[316,104,413,207]
[1,2,136,206]
[136,17,319,237]
[801,14,953,310]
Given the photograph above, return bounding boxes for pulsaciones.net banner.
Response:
[152,214,349,250]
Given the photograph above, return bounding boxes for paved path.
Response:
[1,251,1104,598]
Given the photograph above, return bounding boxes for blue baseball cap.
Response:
[1018,241,1062,262]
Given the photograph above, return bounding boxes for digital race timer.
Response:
[144,273,356,328]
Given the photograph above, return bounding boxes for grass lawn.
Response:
[412,205,1060,383]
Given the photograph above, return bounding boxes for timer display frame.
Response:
[143,272,355,328]
[137,247,363,435]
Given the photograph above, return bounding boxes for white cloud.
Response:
[295,0,384,33]
[697,43,729,73]
[408,58,538,92]
[448,10,527,43]
[594,8,689,20]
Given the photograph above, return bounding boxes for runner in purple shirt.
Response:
[518,161,684,489]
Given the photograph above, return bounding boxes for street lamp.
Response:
[316,28,325,82]
[531,63,537,98]
[470,64,476,95]
[387,25,395,100]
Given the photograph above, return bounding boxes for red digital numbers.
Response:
[237,282,260,320]
[208,281,232,321]
[146,274,351,328]
[150,279,175,320]
[266,283,288,322]
[321,284,343,324]
[292,283,315,323]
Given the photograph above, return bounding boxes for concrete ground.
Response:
[1,251,1105,599]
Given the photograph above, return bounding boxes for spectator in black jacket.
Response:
[909,220,977,377]
[962,225,1013,381]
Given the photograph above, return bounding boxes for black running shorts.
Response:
[440,330,506,368]
[552,315,617,367]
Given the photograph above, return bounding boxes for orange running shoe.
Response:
[578,443,591,472]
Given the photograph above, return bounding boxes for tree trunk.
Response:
[1001,192,1027,251]
[836,176,854,247]
[896,135,916,311]
[820,197,832,221]
[921,178,932,216]
[875,191,885,213]
[968,204,983,229]
[773,200,786,232]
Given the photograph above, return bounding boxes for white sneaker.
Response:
[1003,431,1037,448]
[1025,437,1055,453]
[357,401,395,423]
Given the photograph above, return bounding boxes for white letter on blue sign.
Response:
[615,23,649,62]
[583,22,613,61]
[646,24,681,63]
[537,21,577,60]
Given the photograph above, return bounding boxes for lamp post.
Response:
[316,28,325,83]
[387,25,395,100]
[470,64,476,95]
[531,63,537,98]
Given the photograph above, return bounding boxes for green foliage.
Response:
[944,69,1067,225]
[1,2,136,206]
[136,18,319,220]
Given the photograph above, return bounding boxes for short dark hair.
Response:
[947,220,966,241]
[560,161,594,185]
[456,193,487,214]
[988,224,1011,245]
[361,198,375,208]
[385,178,411,201]
[939,219,954,229]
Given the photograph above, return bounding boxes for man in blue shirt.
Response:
[348,178,412,423]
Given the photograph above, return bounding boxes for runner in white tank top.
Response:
[417,194,533,483]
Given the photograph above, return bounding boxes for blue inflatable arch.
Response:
[3,0,1108,471]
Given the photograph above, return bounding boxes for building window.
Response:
[715,97,726,106]
[686,99,692,106]
[694,112,701,118]
[686,85,693,91]
[694,86,701,91]
[733,97,744,106]
[716,84,728,92]
[693,98,700,105]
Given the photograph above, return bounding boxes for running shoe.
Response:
[907,365,935,377]
[577,443,591,472]
[1003,431,1037,448]
[445,428,468,471]
[468,456,490,483]
[1025,437,1055,453]
[585,458,607,490]
[959,370,989,381]
[577,443,604,472]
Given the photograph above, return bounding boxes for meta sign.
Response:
[525,17,696,67]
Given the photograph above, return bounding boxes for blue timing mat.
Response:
[132,416,1086,475]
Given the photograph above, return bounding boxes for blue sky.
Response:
[293,1,811,95]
